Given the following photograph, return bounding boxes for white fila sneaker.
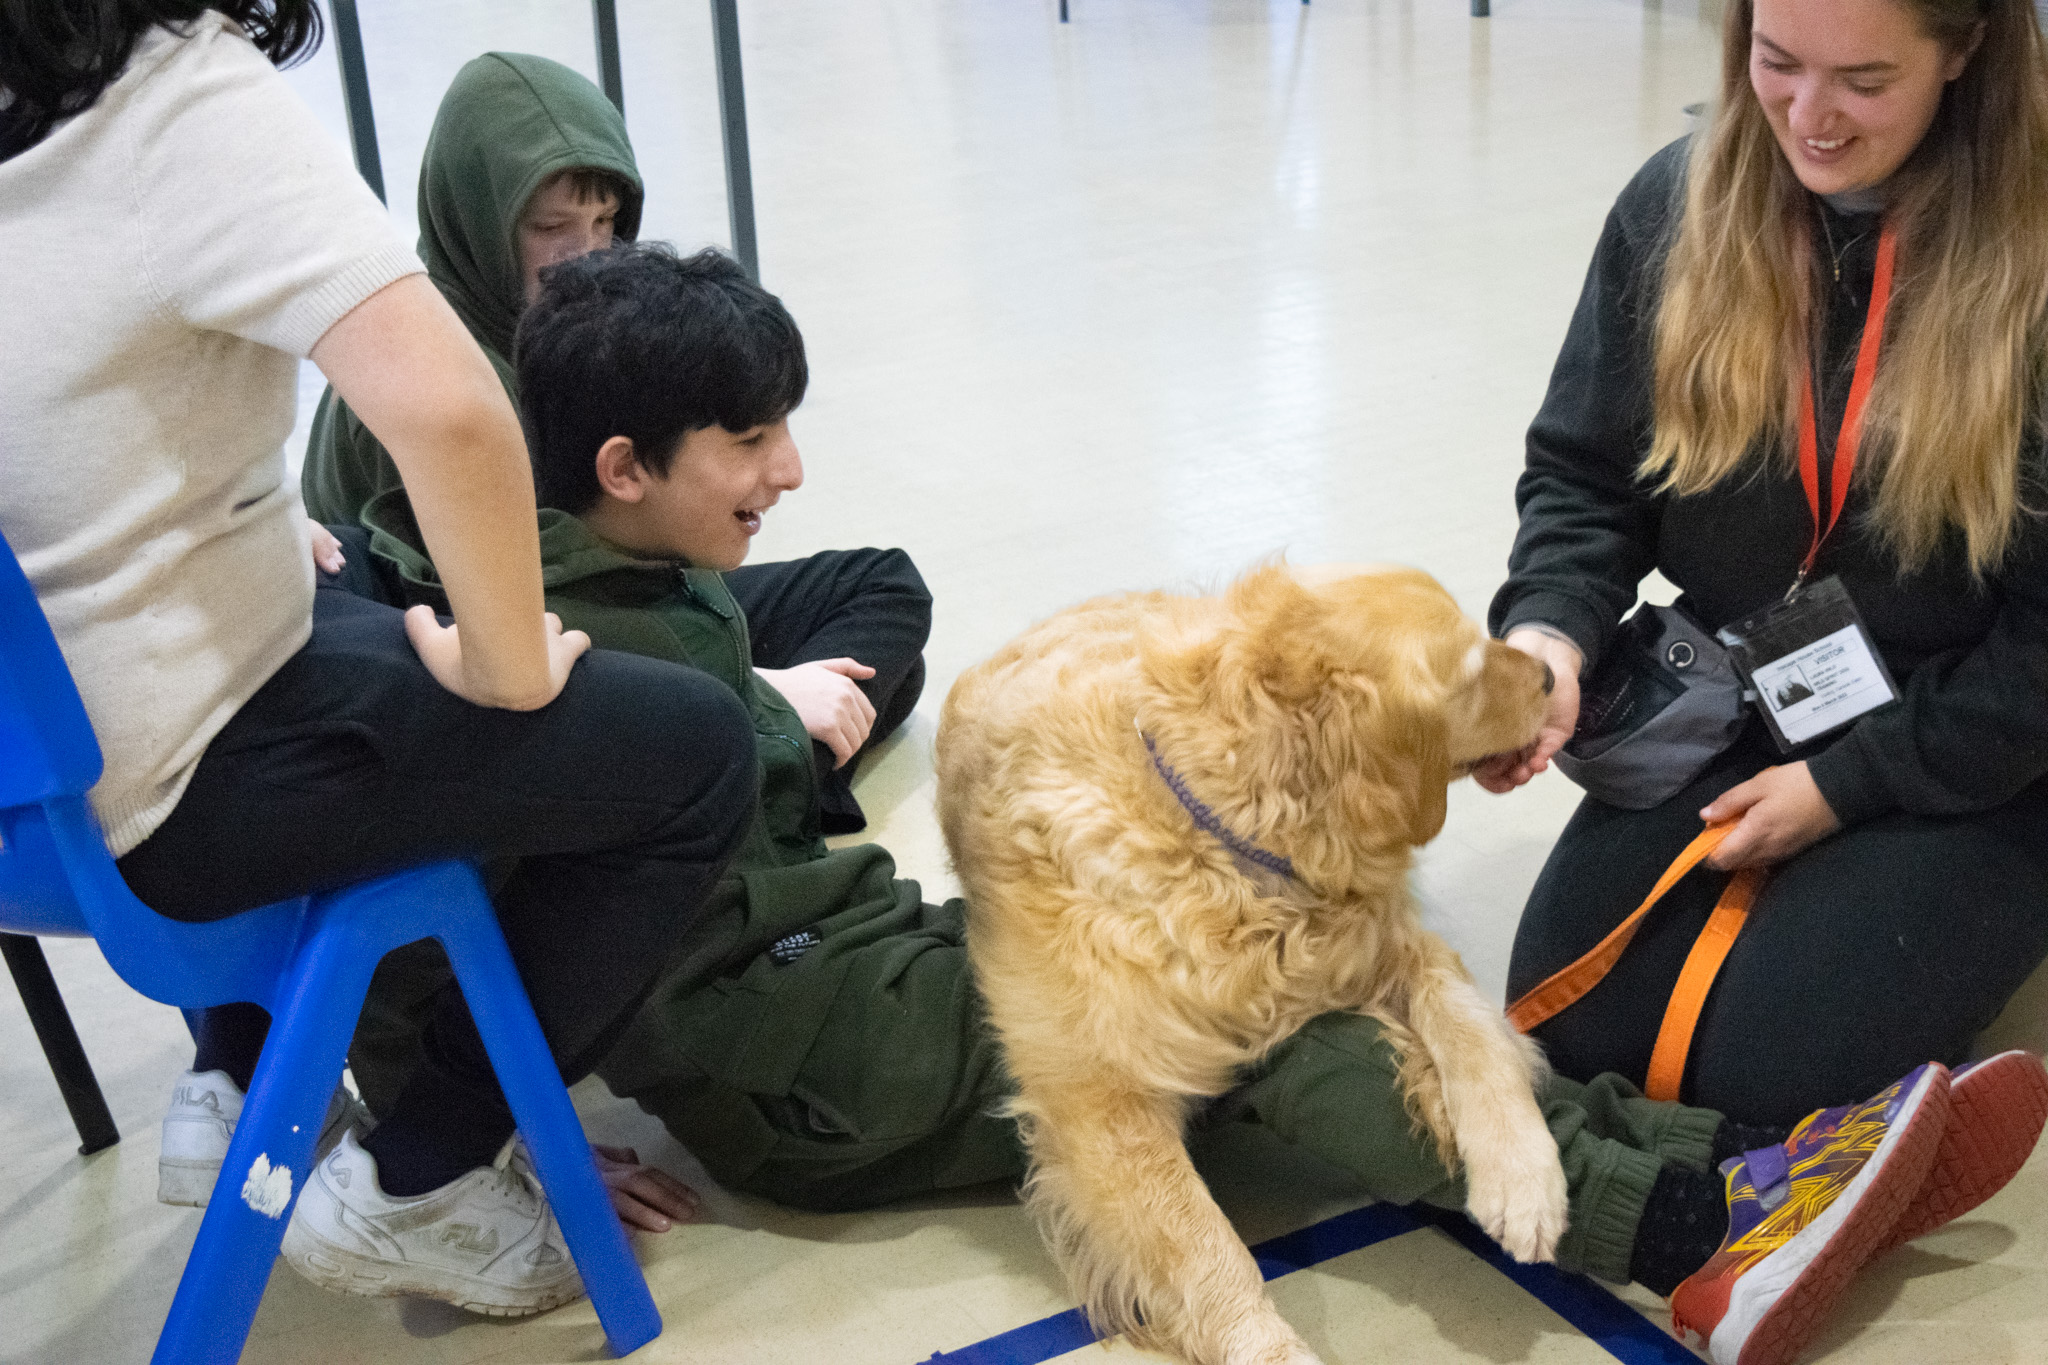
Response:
[157,1069,367,1207]
[280,1129,584,1317]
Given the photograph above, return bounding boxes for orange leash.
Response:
[1643,865,1761,1100]
[1506,823,1765,1102]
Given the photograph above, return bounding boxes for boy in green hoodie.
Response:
[349,244,2030,1355]
[302,52,925,831]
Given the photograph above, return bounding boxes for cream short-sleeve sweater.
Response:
[0,14,424,854]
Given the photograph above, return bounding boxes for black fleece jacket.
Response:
[1488,138,2048,827]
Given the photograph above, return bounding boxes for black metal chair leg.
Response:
[2,933,120,1155]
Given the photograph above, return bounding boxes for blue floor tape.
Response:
[1411,1207,1701,1365]
[924,1201,1700,1365]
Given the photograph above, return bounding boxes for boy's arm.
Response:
[756,662,876,768]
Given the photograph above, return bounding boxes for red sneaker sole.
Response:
[1882,1050,2048,1252]
[1732,1070,1952,1365]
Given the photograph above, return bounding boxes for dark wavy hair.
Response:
[1,1,323,160]
[518,244,809,515]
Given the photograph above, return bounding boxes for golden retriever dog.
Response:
[936,563,1567,1365]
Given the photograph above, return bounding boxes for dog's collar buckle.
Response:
[1140,730,1295,882]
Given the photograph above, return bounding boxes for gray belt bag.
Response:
[1553,603,1749,810]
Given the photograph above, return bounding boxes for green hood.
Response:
[417,51,645,364]
[305,53,644,526]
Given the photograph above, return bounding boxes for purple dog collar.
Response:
[1141,731,1295,881]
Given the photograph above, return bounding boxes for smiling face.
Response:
[585,418,804,570]
[516,171,621,304]
[1748,0,1978,195]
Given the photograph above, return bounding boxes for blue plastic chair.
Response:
[0,528,662,1364]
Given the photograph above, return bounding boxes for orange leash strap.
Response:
[1504,823,1735,1034]
[1506,822,1767,1102]
[1643,865,1762,1101]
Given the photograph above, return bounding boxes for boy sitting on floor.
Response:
[346,243,2044,1361]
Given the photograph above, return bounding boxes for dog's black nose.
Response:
[1540,662,1555,695]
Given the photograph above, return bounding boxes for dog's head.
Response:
[1153,563,1550,858]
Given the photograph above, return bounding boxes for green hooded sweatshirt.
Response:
[300,52,644,527]
[360,488,823,874]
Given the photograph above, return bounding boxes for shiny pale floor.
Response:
[5,1,2046,1362]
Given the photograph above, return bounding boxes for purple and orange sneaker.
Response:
[1669,1063,1950,1365]
[1882,1049,2048,1253]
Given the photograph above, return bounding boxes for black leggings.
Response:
[118,581,758,1183]
[726,548,931,833]
[1506,727,2048,1127]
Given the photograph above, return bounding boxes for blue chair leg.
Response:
[153,916,376,1365]
[438,910,662,1357]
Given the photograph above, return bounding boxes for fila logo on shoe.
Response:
[440,1222,500,1256]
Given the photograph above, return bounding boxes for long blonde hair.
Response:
[1645,0,2048,575]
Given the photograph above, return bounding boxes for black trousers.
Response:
[117,581,759,1174]
[1506,726,2048,1127]
[320,538,930,833]
[726,548,931,833]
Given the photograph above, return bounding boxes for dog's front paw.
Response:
[1236,1337,1323,1365]
[1215,1309,1325,1365]
[1464,1144,1569,1264]
[1263,1347,1323,1365]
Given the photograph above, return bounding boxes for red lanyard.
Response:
[1794,223,1898,584]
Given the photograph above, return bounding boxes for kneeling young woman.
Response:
[1488,0,2048,1127]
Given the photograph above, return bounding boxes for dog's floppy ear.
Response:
[1223,564,1459,849]
[1402,708,1451,846]
[1314,674,1454,851]
[1221,565,1335,705]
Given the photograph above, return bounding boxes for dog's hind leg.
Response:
[1386,937,1568,1264]
[1017,1079,1322,1365]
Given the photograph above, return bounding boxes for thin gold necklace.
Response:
[1818,207,1870,287]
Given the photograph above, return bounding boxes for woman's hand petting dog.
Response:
[759,659,878,767]
[591,1143,704,1232]
[1473,628,1582,793]
[1701,763,1841,869]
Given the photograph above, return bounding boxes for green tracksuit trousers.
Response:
[352,843,1721,1284]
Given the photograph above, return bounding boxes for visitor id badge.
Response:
[1715,576,1898,754]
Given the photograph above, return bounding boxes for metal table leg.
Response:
[710,0,760,281]
[593,0,625,113]
[330,0,387,201]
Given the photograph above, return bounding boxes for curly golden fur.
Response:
[937,564,1569,1365]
